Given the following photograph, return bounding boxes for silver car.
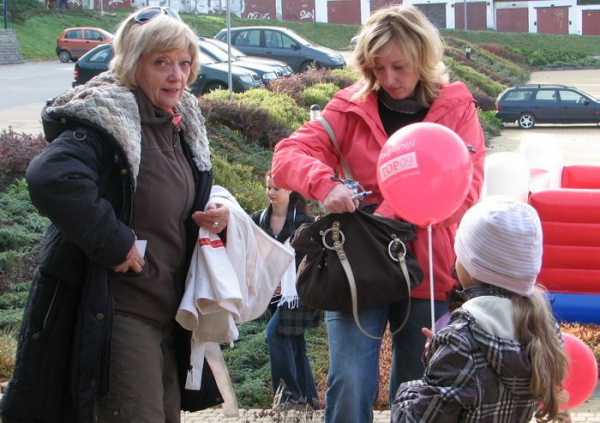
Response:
[215,26,346,73]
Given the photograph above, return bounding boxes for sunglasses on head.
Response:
[133,6,181,24]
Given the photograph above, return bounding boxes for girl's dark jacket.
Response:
[0,73,222,423]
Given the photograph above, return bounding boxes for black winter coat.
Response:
[0,73,221,423]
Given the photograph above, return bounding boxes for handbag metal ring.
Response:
[321,228,345,250]
[388,239,407,262]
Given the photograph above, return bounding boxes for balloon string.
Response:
[428,225,435,335]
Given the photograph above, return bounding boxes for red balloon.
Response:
[562,332,598,409]
[377,122,473,226]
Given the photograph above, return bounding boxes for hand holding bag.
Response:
[290,116,424,339]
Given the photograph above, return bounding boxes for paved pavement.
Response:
[179,381,597,421]
[1,69,598,422]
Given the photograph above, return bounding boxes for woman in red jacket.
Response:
[271,5,485,423]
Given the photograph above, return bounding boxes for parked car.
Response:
[200,36,293,77]
[191,51,264,95]
[198,37,281,86]
[72,43,264,95]
[350,35,360,49]
[214,26,346,73]
[495,84,600,129]
[56,27,114,63]
[72,43,114,86]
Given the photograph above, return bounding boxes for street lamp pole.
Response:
[3,0,8,30]
[226,0,233,100]
[463,0,467,30]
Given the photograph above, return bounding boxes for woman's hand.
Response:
[112,243,145,273]
[323,184,359,214]
[192,203,230,233]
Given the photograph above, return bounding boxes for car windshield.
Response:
[88,46,111,63]
[282,28,311,46]
[199,51,216,65]
[200,41,236,62]
[204,38,246,59]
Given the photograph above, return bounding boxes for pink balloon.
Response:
[562,332,598,409]
[377,122,473,226]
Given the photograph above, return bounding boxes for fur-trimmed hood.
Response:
[42,71,212,186]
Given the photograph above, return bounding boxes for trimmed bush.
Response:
[0,129,46,193]
[300,82,340,109]
[201,89,305,148]
[269,69,357,105]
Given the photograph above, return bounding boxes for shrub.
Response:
[211,153,266,213]
[207,126,273,174]
[201,89,305,148]
[447,58,505,98]
[5,0,44,23]
[480,44,527,65]
[199,93,292,149]
[0,181,48,294]
[234,89,308,134]
[0,129,47,193]
[517,49,588,67]
[300,82,340,109]
[223,319,272,408]
[474,94,496,112]
[0,283,30,312]
[269,69,357,105]
[0,330,18,382]
[561,322,600,366]
[478,109,503,145]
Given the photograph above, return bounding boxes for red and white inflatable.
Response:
[484,140,600,324]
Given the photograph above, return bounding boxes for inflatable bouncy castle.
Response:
[484,138,600,324]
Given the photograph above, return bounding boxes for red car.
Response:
[56,26,114,63]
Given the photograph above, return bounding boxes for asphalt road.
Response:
[0,61,74,110]
[0,63,599,139]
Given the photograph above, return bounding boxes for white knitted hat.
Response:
[454,196,542,296]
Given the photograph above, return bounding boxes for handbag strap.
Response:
[317,115,412,339]
[328,217,412,340]
[316,116,353,181]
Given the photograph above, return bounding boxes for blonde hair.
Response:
[353,5,448,105]
[110,10,200,88]
[512,285,569,422]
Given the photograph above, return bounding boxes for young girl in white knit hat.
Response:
[391,195,569,423]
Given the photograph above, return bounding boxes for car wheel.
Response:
[299,60,318,73]
[517,113,535,129]
[203,82,227,94]
[58,50,72,63]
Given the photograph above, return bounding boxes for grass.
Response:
[444,29,600,57]
[9,9,600,61]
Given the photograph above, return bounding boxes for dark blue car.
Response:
[495,84,600,129]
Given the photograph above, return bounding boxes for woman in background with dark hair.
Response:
[251,171,321,409]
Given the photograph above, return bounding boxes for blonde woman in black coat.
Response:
[0,7,228,423]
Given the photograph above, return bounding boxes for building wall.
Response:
[56,0,600,36]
